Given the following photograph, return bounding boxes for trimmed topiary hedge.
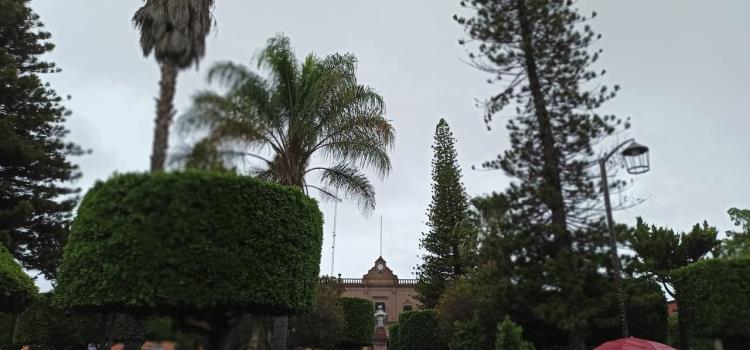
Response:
[56,171,324,315]
[338,297,375,349]
[673,258,750,347]
[0,245,35,312]
[399,309,447,350]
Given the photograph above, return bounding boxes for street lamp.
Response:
[599,138,650,339]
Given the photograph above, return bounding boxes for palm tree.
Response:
[133,0,215,172]
[178,34,394,211]
[177,35,395,348]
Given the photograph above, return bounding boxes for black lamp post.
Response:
[599,139,650,338]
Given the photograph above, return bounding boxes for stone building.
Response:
[340,256,421,325]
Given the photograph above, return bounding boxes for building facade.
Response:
[340,257,421,325]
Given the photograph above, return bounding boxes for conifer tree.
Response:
[0,0,83,279]
[417,119,473,307]
[456,1,628,348]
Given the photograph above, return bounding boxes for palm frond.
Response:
[316,163,376,214]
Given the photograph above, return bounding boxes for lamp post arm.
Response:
[602,138,635,163]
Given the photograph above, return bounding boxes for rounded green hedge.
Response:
[56,171,324,315]
[399,309,447,350]
[0,245,35,312]
[673,258,750,346]
[338,297,375,349]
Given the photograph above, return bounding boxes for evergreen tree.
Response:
[456,1,628,348]
[0,0,83,279]
[417,119,473,307]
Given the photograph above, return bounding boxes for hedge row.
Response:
[399,309,447,350]
[673,258,750,346]
[0,246,35,312]
[56,171,324,315]
[338,297,375,349]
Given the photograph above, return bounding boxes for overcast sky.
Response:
[29,0,750,288]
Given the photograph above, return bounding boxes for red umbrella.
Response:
[595,337,676,350]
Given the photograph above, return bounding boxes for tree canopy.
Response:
[177,34,394,212]
[0,0,84,279]
[455,0,635,347]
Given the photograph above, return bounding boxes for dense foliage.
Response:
[399,309,447,350]
[13,294,144,350]
[589,278,668,345]
[133,0,215,171]
[388,323,401,350]
[629,218,720,298]
[455,0,635,346]
[0,312,16,349]
[721,208,750,257]
[288,277,346,350]
[0,246,35,312]
[449,316,487,350]
[177,34,394,212]
[417,119,474,307]
[337,297,374,349]
[56,171,323,314]
[495,318,534,350]
[673,258,750,348]
[0,0,84,279]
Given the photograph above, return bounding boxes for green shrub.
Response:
[449,316,487,350]
[338,297,374,349]
[56,171,324,315]
[388,323,400,350]
[399,309,447,350]
[289,277,345,350]
[673,258,750,348]
[0,246,35,312]
[495,317,534,350]
[398,309,417,324]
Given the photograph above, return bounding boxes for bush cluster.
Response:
[56,171,324,315]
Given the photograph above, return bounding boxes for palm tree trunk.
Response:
[150,61,178,172]
[270,316,288,350]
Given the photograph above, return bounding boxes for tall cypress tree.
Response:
[417,119,473,307]
[456,1,628,348]
[0,0,84,279]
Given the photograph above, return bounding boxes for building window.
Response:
[403,304,413,312]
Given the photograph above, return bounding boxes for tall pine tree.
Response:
[456,1,628,348]
[417,119,473,307]
[0,0,84,279]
